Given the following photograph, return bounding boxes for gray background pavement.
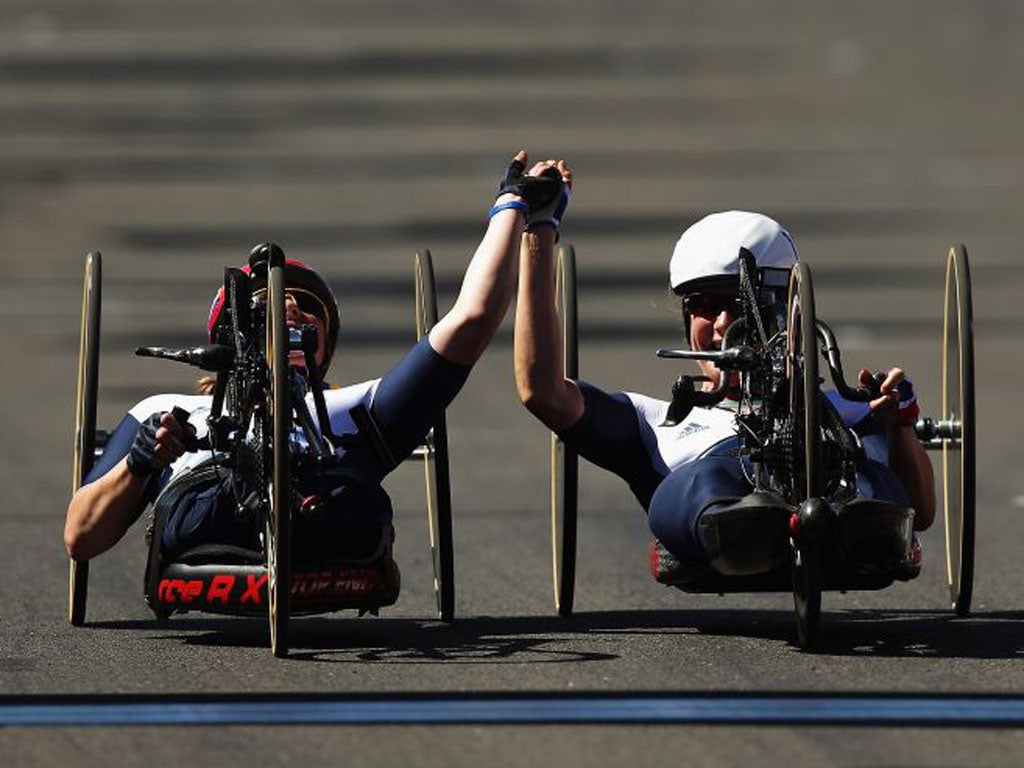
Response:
[2,1,1024,765]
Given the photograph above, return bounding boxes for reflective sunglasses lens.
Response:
[683,293,738,316]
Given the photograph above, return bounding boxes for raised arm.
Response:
[513,160,585,432]
[429,151,569,367]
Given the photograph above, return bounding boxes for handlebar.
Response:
[656,316,888,427]
[656,319,750,425]
[135,344,235,372]
[815,320,882,402]
[656,345,759,371]
[658,316,760,370]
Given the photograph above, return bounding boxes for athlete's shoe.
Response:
[649,539,681,584]
[648,540,712,585]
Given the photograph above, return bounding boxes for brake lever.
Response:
[660,373,731,426]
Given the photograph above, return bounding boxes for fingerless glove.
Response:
[495,158,568,224]
[525,167,571,233]
[126,412,165,476]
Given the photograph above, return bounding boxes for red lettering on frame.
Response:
[240,573,268,604]
[206,574,235,604]
[160,579,186,604]
[180,580,203,604]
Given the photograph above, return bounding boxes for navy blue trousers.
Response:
[647,446,911,564]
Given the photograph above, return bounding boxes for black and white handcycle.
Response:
[68,245,455,657]
[549,243,975,650]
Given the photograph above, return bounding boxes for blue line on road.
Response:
[4,694,1024,728]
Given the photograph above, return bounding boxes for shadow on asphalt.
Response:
[85,608,1024,662]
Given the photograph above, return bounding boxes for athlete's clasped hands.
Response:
[491,150,573,234]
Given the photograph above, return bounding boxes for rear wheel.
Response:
[787,262,824,650]
[942,245,976,616]
[551,244,579,617]
[70,251,102,627]
[414,249,455,622]
[267,261,292,657]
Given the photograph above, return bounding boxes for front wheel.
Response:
[787,262,825,650]
[793,540,822,651]
[786,261,823,501]
[267,260,292,657]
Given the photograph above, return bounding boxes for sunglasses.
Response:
[681,289,741,318]
[252,287,331,332]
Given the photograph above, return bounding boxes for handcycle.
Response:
[549,243,975,649]
[69,245,455,657]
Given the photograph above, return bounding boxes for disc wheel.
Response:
[414,250,455,622]
[266,261,292,657]
[70,251,102,626]
[551,244,579,617]
[787,261,824,650]
[942,245,976,616]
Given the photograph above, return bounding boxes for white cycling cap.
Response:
[669,211,798,294]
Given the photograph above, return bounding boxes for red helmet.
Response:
[207,258,340,375]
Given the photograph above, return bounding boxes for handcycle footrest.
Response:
[835,497,914,576]
[701,492,793,577]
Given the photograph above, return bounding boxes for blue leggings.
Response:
[647,451,910,564]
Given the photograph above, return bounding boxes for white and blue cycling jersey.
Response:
[97,379,379,490]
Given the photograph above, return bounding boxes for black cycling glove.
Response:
[126,412,165,476]
[126,408,197,476]
[525,166,571,232]
[495,158,566,219]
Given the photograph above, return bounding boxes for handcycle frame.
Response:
[550,243,976,650]
[68,246,456,656]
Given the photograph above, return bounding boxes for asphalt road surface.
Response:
[2,1,1024,765]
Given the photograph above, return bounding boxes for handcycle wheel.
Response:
[266,261,292,657]
[551,244,579,617]
[941,245,975,616]
[69,251,102,626]
[787,261,824,650]
[414,249,455,622]
[793,539,822,651]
